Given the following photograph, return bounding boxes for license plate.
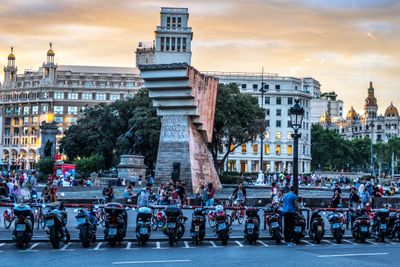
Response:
[158,222,164,227]
[271,221,279,228]
[332,223,340,229]
[294,226,302,233]
[360,226,368,232]
[76,217,86,225]
[108,227,117,236]
[195,225,200,232]
[46,219,55,227]
[16,224,26,231]
[218,224,227,231]
[139,227,148,235]
[317,225,323,231]
[167,222,176,229]
[247,223,255,229]
[380,224,387,230]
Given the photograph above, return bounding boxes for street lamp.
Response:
[370,121,375,177]
[259,68,268,183]
[289,99,305,195]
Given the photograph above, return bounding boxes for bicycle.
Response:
[229,199,245,224]
[3,208,15,229]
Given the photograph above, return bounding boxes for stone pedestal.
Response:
[117,154,147,182]
[39,121,57,159]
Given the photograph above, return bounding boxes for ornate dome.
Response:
[7,47,15,60]
[346,106,358,120]
[385,102,399,117]
[47,42,55,57]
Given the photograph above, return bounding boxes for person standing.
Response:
[205,183,215,207]
[282,186,298,245]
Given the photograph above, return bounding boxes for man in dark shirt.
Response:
[176,181,186,205]
[349,187,361,206]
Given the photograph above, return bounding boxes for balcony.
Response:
[156,26,192,32]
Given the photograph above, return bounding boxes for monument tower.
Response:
[137,7,221,191]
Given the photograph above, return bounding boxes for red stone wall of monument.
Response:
[187,67,218,143]
[188,118,222,192]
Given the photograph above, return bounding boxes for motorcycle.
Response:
[136,207,152,246]
[326,212,345,244]
[43,202,70,249]
[3,208,15,229]
[75,207,97,248]
[13,204,34,249]
[293,210,306,244]
[104,202,128,247]
[351,208,370,243]
[244,207,260,245]
[190,208,206,245]
[152,209,166,231]
[214,205,230,245]
[164,206,186,246]
[309,209,324,244]
[370,208,389,242]
[387,212,400,240]
[264,206,282,245]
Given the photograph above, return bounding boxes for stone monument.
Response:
[116,126,147,183]
[39,121,57,159]
[139,63,222,191]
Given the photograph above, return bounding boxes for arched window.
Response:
[288,145,293,155]
[241,144,247,154]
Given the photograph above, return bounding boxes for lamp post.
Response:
[259,68,268,183]
[370,121,375,177]
[289,99,305,195]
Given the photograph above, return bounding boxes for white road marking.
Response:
[123,242,132,250]
[209,241,218,247]
[257,240,269,247]
[153,241,168,249]
[0,243,3,253]
[367,240,378,245]
[183,241,192,248]
[20,243,39,252]
[301,240,315,246]
[235,241,244,247]
[112,260,191,265]
[322,239,335,245]
[317,252,388,258]
[386,241,396,245]
[60,243,74,251]
[93,242,103,250]
[343,239,357,245]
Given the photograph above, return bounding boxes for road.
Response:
[0,240,398,267]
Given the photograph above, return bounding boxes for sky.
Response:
[0,0,399,114]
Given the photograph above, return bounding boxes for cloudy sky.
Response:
[0,0,399,114]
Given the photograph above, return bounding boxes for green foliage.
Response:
[36,157,55,182]
[60,88,161,171]
[75,154,104,179]
[211,83,266,169]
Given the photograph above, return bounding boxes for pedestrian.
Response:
[271,182,278,201]
[137,182,154,207]
[195,184,204,199]
[124,184,133,203]
[361,187,372,207]
[129,174,137,187]
[201,183,208,207]
[205,183,215,207]
[103,185,114,203]
[282,186,298,245]
[176,181,187,206]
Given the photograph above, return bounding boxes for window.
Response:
[265,131,270,139]
[54,106,64,115]
[229,144,235,153]
[14,107,20,115]
[288,145,293,155]
[275,85,280,90]
[160,37,165,51]
[182,38,187,51]
[166,37,170,51]
[177,37,181,51]
[167,17,171,27]
[67,117,77,124]
[82,93,92,100]
[265,97,270,105]
[96,93,106,101]
[172,17,176,28]
[177,17,182,28]
[32,117,38,124]
[253,84,258,90]
[241,144,247,154]
[276,109,281,116]
[266,120,270,127]
[276,97,282,105]
[287,121,292,128]
[241,84,247,89]
[110,94,120,101]
[42,105,48,114]
[287,132,292,140]
[54,92,64,99]
[275,132,281,140]
[32,106,38,115]
[54,116,63,124]
[5,118,11,126]
[84,82,92,88]
[68,93,78,100]
[266,109,270,116]
[276,120,281,127]
[67,106,78,115]
[276,144,281,155]
[23,117,29,125]
[264,144,270,154]
[253,144,258,154]
[23,106,30,115]
[288,98,293,105]
[171,37,176,51]
[5,107,11,115]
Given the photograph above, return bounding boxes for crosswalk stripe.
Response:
[94,242,103,250]
[257,240,269,247]
[235,241,244,247]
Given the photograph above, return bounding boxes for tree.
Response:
[75,154,104,179]
[210,83,266,170]
[60,88,161,171]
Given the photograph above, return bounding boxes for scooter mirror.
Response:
[125,207,130,210]
[94,205,99,209]
[42,204,46,208]
[73,209,78,213]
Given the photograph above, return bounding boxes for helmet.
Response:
[194,208,204,216]
[215,205,224,213]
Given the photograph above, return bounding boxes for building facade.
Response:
[205,72,320,174]
[310,91,343,124]
[0,45,142,169]
[136,7,193,66]
[324,82,400,144]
